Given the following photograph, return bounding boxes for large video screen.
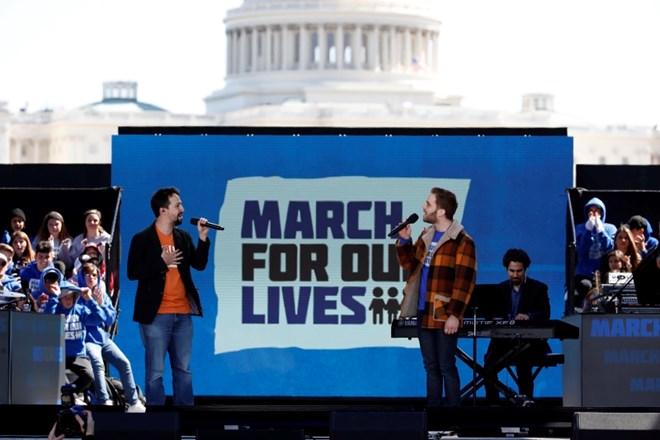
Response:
[112,128,573,397]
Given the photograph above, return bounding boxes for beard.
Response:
[174,216,183,226]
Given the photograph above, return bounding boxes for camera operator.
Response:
[48,409,95,440]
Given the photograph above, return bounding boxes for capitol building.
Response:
[1,0,658,165]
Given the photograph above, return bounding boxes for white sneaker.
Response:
[103,400,114,406]
[126,401,146,413]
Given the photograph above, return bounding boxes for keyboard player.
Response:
[484,248,550,405]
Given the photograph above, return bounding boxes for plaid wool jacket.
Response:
[396,220,477,329]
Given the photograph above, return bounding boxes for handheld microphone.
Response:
[190,217,224,231]
[387,213,419,238]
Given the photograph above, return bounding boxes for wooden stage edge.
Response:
[1,397,658,438]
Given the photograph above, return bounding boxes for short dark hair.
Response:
[35,241,53,254]
[502,248,531,269]
[627,215,648,231]
[43,271,60,282]
[431,187,458,220]
[150,187,180,217]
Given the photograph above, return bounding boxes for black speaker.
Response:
[94,411,180,440]
[196,429,305,440]
[330,411,426,440]
[573,412,660,440]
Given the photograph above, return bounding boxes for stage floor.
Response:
[0,398,657,439]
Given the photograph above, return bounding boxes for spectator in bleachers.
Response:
[72,243,105,280]
[574,197,616,307]
[1,208,27,245]
[43,267,105,404]
[77,262,145,412]
[71,243,111,294]
[600,224,641,274]
[0,243,17,280]
[20,241,55,312]
[10,230,35,277]
[70,209,112,264]
[0,252,21,292]
[32,211,73,273]
[605,249,632,277]
[627,215,659,258]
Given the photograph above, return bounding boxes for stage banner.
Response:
[112,129,573,397]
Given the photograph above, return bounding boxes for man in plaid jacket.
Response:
[396,187,477,407]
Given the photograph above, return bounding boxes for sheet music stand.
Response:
[462,284,507,406]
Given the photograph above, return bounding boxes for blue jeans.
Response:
[140,313,194,405]
[86,340,140,405]
[418,323,460,407]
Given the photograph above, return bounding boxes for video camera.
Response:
[56,384,86,437]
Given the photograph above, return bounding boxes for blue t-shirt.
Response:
[418,231,444,311]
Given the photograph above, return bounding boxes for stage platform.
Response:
[1,397,659,439]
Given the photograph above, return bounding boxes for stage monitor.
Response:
[196,429,305,440]
[94,412,180,440]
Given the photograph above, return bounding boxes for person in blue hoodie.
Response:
[77,262,145,412]
[627,215,659,258]
[20,241,55,312]
[43,267,106,403]
[574,197,617,308]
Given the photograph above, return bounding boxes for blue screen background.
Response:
[111,132,573,397]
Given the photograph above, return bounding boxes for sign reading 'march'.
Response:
[112,127,573,398]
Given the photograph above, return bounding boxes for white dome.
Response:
[208,1,443,114]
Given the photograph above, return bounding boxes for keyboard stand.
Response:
[457,342,535,407]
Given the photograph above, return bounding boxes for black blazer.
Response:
[499,277,551,320]
[127,222,210,324]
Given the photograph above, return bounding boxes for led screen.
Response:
[112,128,573,397]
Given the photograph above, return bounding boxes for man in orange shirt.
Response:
[127,187,210,406]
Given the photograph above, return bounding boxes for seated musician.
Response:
[484,248,550,404]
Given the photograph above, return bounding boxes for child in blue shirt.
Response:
[43,267,106,403]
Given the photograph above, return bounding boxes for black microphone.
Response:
[190,217,224,231]
[388,213,419,238]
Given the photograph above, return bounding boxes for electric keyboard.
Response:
[391,317,579,340]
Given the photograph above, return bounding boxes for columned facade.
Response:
[224,22,439,76]
[205,0,443,114]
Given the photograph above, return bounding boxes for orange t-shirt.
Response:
[156,227,190,314]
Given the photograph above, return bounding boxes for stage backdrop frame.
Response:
[112,126,573,398]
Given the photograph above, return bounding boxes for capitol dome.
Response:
[205,0,443,113]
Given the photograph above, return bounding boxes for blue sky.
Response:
[1,0,658,126]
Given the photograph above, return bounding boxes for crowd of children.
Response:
[0,208,145,413]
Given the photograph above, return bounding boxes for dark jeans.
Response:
[65,355,95,395]
[417,323,460,407]
[483,338,550,403]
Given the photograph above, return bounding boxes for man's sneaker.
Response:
[126,401,146,413]
[103,400,114,406]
